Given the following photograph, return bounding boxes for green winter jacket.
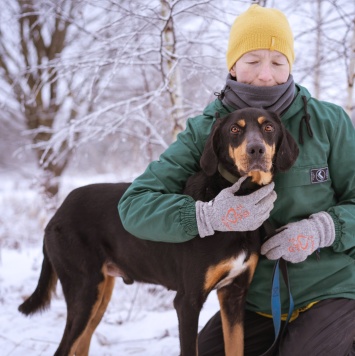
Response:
[118,84,355,314]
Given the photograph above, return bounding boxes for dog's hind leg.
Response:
[75,273,115,355]
[174,291,204,356]
[53,268,108,356]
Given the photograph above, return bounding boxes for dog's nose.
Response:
[247,142,265,158]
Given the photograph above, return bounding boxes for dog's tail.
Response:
[18,244,57,316]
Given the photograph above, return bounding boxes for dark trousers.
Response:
[198,298,355,356]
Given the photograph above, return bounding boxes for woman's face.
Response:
[230,49,290,87]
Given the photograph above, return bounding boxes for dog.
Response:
[18,108,298,356]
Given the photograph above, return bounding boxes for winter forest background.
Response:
[0,0,354,355]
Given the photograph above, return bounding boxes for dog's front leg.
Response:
[217,277,249,356]
[174,291,203,356]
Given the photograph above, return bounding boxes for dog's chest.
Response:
[214,252,248,289]
[204,251,252,291]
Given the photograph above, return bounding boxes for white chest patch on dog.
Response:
[214,252,248,290]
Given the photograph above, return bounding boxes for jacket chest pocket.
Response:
[274,165,330,188]
[271,165,336,225]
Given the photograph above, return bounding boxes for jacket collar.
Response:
[281,84,311,122]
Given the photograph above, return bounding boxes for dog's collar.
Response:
[217,163,239,184]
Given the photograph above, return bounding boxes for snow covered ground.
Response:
[0,173,219,355]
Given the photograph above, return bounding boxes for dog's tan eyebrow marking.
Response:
[257,116,266,125]
[237,119,246,127]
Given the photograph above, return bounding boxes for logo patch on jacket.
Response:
[310,167,329,184]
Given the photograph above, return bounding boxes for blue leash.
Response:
[271,260,282,336]
[261,258,294,356]
[271,259,294,335]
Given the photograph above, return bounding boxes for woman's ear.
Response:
[200,119,222,176]
[230,64,236,78]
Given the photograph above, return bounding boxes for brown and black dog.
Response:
[18,108,298,356]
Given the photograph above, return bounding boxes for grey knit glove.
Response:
[196,176,276,237]
[261,212,335,263]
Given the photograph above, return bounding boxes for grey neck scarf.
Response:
[221,74,295,115]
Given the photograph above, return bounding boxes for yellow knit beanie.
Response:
[226,5,295,70]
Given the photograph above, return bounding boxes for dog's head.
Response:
[200,108,299,185]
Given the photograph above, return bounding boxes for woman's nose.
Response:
[258,63,273,82]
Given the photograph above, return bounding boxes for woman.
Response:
[119,5,355,355]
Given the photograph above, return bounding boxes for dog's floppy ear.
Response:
[273,113,299,172]
[200,118,223,176]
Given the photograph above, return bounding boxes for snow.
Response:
[0,175,220,355]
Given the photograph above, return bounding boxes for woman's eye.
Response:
[264,124,274,132]
[230,125,242,134]
[273,61,287,66]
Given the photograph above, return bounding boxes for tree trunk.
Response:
[17,0,74,199]
[314,0,322,99]
[346,17,355,120]
[160,0,185,141]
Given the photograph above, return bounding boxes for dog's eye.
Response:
[264,124,274,132]
[230,125,242,134]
